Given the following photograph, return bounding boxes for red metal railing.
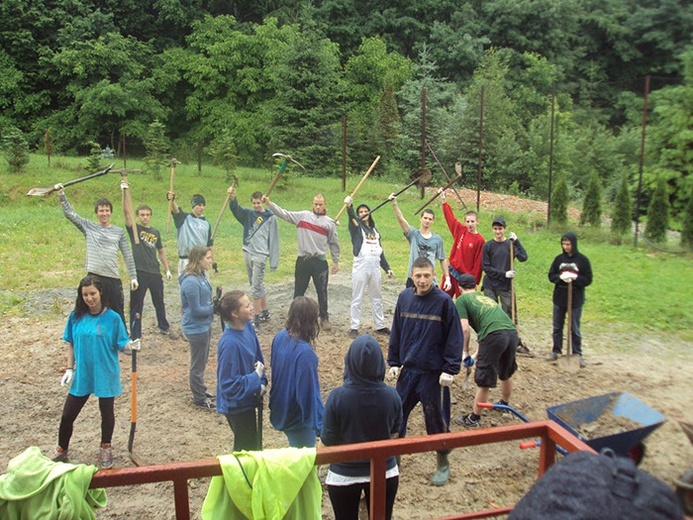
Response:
[90,420,593,519]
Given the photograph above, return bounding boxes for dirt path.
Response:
[1,270,691,518]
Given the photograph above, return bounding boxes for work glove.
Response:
[123,339,142,355]
[212,296,221,315]
[343,195,352,206]
[438,187,446,202]
[254,361,265,379]
[212,262,218,274]
[439,372,454,387]
[388,193,397,205]
[260,384,267,396]
[505,270,516,279]
[463,353,475,368]
[130,280,139,291]
[387,366,401,381]
[54,183,65,195]
[227,186,236,197]
[508,232,517,242]
[387,269,394,278]
[165,270,172,281]
[60,368,73,387]
[443,276,452,292]
[120,180,129,190]
[560,271,577,283]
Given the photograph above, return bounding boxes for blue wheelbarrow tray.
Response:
[546,391,666,457]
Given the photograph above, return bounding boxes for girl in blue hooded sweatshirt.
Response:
[321,334,403,520]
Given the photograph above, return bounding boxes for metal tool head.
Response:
[272,152,306,170]
[410,168,432,187]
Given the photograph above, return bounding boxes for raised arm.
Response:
[390,195,410,234]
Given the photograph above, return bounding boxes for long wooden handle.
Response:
[334,155,380,223]
[510,240,515,323]
[414,174,462,215]
[211,194,231,240]
[166,164,176,233]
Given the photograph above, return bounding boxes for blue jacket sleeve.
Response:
[441,298,463,375]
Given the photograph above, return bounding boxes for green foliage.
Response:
[550,174,570,226]
[645,175,670,243]
[580,171,602,227]
[207,130,238,183]
[86,141,102,172]
[681,187,693,247]
[1,126,30,173]
[144,120,169,181]
[611,173,632,237]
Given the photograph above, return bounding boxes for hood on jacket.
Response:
[561,231,579,255]
[343,334,386,385]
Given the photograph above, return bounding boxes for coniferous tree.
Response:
[580,171,602,226]
[144,120,169,181]
[681,188,693,247]
[208,129,238,183]
[551,174,570,226]
[611,173,632,238]
[86,141,102,172]
[1,126,30,173]
[645,176,670,243]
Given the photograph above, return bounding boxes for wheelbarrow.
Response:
[676,421,693,515]
[479,391,665,464]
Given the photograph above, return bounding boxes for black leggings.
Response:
[225,409,260,452]
[328,476,399,520]
[58,394,115,450]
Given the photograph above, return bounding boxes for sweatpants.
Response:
[294,256,329,320]
[187,328,211,403]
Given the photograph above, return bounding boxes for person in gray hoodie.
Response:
[179,245,215,409]
[547,231,593,366]
[321,334,402,520]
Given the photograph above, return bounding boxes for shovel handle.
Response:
[334,155,380,223]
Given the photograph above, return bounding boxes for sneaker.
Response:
[546,351,559,361]
[455,413,481,428]
[205,391,216,399]
[320,318,332,332]
[516,344,533,357]
[159,328,180,340]
[193,398,215,411]
[493,399,509,409]
[579,355,587,368]
[51,446,69,463]
[348,329,359,339]
[375,327,391,336]
[100,443,114,469]
[260,311,271,322]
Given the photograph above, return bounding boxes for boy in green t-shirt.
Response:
[453,274,518,428]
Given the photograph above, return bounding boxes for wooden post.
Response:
[547,83,556,226]
[476,85,484,212]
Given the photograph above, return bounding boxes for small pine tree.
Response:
[644,176,670,243]
[1,126,30,173]
[580,171,602,227]
[86,141,102,172]
[144,120,169,181]
[550,175,570,226]
[207,130,238,184]
[611,173,632,237]
[681,187,693,247]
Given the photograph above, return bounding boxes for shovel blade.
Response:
[558,353,581,373]
[26,186,54,196]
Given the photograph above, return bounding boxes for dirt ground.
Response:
[1,265,691,519]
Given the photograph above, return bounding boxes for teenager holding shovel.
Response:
[547,231,593,367]
[51,275,140,468]
[216,290,268,451]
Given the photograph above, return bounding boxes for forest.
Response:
[1,0,692,220]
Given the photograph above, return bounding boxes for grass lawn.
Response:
[1,155,691,342]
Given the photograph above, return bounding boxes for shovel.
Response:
[128,315,144,466]
[368,168,433,215]
[26,163,115,196]
[558,281,581,372]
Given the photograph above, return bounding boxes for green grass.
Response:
[1,154,692,341]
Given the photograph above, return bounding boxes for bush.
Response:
[580,171,602,227]
[682,187,693,247]
[1,126,30,173]
[644,176,669,243]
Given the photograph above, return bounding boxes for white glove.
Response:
[508,232,517,241]
[260,384,267,396]
[54,183,65,193]
[439,372,454,387]
[120,180,129,190]
[560,271,577,283]
[123,338,141,355]
[60,368,73,387]
[387,366,401,380]
[130,280,139,291]
[505,270,516,279]
[165,270,172,281]
[254,361,265,378]
[388,193,397,202]
[438,187,446,202]
[443,276,452,292]
[343,195,352,206]
[387,269,394,278]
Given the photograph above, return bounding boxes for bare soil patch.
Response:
[1,268,691,519]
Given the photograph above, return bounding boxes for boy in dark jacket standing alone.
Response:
[547,231,593,366]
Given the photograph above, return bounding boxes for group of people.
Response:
[47,177,592,519]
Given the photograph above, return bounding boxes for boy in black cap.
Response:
[453,273,518,428]
[167,191,215,276]
[481,216,531,355]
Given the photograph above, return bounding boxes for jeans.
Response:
[187,328,211,403]
[285,427,317,448]
[129,270,170,339]
[294,256,329,320]
[483,286,513,319]
[552,304,583,355]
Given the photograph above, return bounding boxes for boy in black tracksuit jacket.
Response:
[547,231,593,360]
